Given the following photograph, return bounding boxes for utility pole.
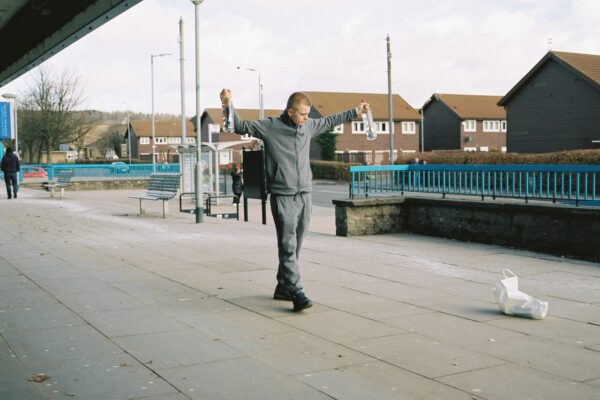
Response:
[192,0,204,223]
[179,17,187,145]
[386,34,394,164]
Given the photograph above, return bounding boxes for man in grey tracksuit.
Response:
[220,89,367,311]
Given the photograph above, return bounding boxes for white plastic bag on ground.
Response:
[493,269,548,319]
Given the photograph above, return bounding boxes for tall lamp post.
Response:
[150,52,171,171]
[237,66,264,119]
[191,0,204,223]
[2,93,18,158]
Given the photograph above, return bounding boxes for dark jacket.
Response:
[1,152,20,173]
[231,171,243,194]
[233,108,357,194]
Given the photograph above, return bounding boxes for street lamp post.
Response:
[2,93,18,158]
[191,0,204,223]
[237,66,264,119]
[151,53,171,172]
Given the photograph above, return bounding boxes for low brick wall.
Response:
[333,196,600,262]
[25,179,150,191]
[69,179,149,191]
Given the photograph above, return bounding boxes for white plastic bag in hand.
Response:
[493,269,548,320]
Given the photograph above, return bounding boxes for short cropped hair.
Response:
[5,146,13,153]
[286,92,312,111]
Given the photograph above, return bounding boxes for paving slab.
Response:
[176,307,295,341]
[26,352,179,400]
[467,335,600,381]
[1,325,121,369]
[304,282,432,320]
[0,303,85,333]
[298,361,472,400]
[381,311,526,348]
[487,315,600,347]
[113,329,243,370]
[436,363,600,400]
[414,293,504,322]
[276,309,403,343]
[0,286,57,310]
[158,356,333,400]
[538,297,600,325]
[348,332,506,378]
[226,330,375,375]
[0,338,46,400]
[80,306,190,338]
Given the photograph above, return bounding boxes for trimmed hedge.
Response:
[396,149,600,166]
[310,160,360,181]
[311,149,600,182]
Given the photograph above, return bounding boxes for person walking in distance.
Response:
[220,89,368,311]
[231,165,243,204]
[1,147,20,199]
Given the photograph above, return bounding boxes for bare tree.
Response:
[70,111,100,160]
[19,67,85,164]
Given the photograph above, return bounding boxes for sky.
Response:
[1,0,599,116]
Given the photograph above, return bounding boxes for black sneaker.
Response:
[273,284,293,301]
[13,193,17,199]
[292,291,313,312]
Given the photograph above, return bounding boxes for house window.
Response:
[377,122,390,134]
[155,137,167,144]
[501,146,507,153]
[352,121,365,133]
[464,119,476,132]
[186,137,196,144]
[167,137,181,144]
[501,120,507,132]
[333,124,344,134]
[140,137,150,145]
[483,120,501,132]
[401,121,416,134]
[464,147,477,152]
[480,146,489,152]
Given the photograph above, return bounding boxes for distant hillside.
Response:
[76,110,183,125]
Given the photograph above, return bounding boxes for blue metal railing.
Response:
[23,163,180,180]
[349,164,600,206]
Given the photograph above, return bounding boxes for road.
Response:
[311,181,349,207]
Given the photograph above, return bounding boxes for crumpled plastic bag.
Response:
[493,269,548,319]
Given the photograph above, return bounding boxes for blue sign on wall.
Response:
[0,101,12,140]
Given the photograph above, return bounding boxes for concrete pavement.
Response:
[1,187,599,399]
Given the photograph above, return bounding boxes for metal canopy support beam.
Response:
[0,0,143,87]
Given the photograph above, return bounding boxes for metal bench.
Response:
[129,173,180,218]
[44,170,73,199]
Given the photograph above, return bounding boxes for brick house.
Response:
[422,94,507,152]
[304,91,421,164]
[498,51,600,153]
[129,120,196,163]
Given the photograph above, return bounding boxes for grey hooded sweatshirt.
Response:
[233,108,357,195]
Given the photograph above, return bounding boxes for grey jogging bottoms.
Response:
[270,192,312,294]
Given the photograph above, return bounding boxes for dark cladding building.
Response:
[498,51,600,153]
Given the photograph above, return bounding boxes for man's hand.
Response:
[356,100,369,116]
[220,88,232,106]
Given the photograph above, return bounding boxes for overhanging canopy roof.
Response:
[0,0,142,87]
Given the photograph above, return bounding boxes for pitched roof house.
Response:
[129,120,196,163]
[422,93,507,152]
[304,91,421,164]
[498,51,600,153]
